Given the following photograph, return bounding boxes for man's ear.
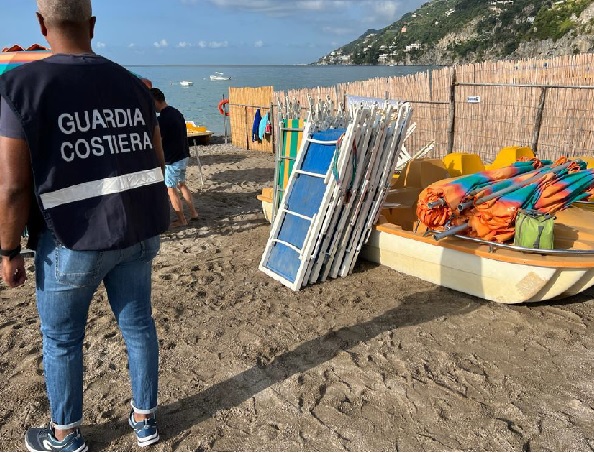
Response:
[36,12,48,37]
[89,16,96,40]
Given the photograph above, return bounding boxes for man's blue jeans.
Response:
[34,230,160,429]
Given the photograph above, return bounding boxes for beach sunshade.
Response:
[416,161,539,230]
[441,161,539,209]
[467,184,540,242]
[0,49,52,76]
[530,168,594,214]
[431,158,594,243]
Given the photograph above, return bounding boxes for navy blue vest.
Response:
[0,55,169,250]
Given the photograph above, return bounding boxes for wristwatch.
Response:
[0,245,21,260]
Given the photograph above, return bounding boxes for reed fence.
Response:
[227,53,594,163]
[228,86,274,152]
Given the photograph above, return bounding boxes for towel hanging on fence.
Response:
[259,112,269,140]
[252,109,262,142]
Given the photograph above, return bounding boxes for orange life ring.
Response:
[218,99,229,116]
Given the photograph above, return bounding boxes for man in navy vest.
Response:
[0,0,169,450]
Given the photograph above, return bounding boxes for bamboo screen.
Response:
[424,67,454,158]
[229,86,274,153]
[273,71,450,158]
[536,87,594,159]
[451,84,539,162]
[274,86,343,117]
[390,69,450,158]
[456,54,594,85]
[268,52,594,162]
[343,71,445,157]
[452,54,594,160]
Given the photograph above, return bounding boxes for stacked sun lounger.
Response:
[260,101,413,290]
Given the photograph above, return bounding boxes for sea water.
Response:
[126,64,434,135]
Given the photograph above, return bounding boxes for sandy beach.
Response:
[1,137,594,451]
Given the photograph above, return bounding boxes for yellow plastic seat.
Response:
[185,121,207,133]
[485,146,534,170]
[442,152,485,177]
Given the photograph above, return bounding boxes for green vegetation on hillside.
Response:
[317,0,594,65]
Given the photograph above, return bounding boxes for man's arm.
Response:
[0,136,32,287]
[152,125,165,173]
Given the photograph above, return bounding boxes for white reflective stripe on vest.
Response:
[40,167,164,209]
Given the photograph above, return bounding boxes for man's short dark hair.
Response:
[149,88,165,103]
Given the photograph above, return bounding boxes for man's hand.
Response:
[0,135,32,283]
[1,255,26,287]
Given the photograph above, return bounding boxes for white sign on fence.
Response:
[467,95,481,104]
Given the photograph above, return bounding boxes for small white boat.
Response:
[210,72,231,81]
[180,80,193,86]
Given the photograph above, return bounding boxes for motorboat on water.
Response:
[210,72,231,81]
[180,80,193,86]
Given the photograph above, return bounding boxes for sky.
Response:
[0,0,426,65]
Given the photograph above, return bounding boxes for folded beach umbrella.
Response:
[459,163,569,211]
[468,183,541,242]
[416,178,455,230]
[442,160,539,207]
[416,160,539,230]
[0,49,52,76]
[530,168,594,214]
[459,162,591,242]
[430,157,594,242]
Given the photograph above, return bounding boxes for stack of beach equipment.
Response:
[259,99,413,290]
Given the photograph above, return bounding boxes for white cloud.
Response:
[128,43,136,48]
[198,0,419,31]
[179,0,425,44]
[153,39,168,48]
[254,40,264,48]
[197,40,229,49]
[204,0,345,16]
[177,41,192,48]
[323,26,354,36]
[365,1,400,24]
[95,41,106,48]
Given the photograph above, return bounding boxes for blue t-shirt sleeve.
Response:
[0,96,25,139]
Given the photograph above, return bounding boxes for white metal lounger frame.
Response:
[303,107,373,284]
[259,112,358,290]
[342,104,413,277]
[329,103,412,279]
[310,105,389,284]
[326,105,397,279]
[260,102,412,290]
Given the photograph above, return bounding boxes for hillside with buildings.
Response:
[316,0,594,65]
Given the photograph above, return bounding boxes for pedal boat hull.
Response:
[360,207,594,304]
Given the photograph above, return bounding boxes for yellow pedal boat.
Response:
[361,202,594,304]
